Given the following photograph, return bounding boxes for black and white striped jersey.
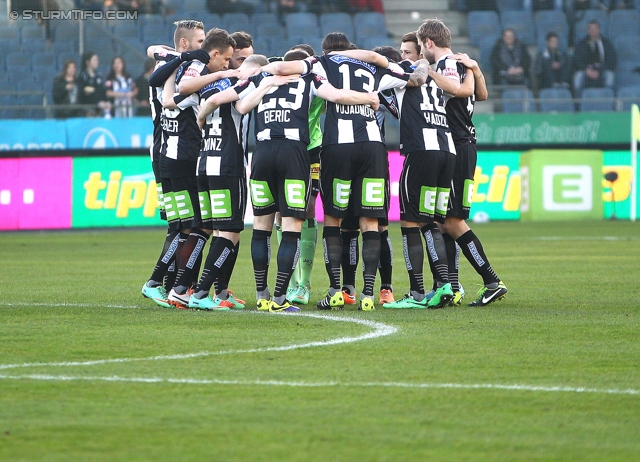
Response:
[198,76,249,177]
[304,55,409,146]
[438,55,476,145]
[150,50,179,163]
[233,72,326,145]
[160,60,204,169]
[396,56,458,155]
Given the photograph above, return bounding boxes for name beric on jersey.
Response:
[264,109,291,123]
[424,111,448,127]
[336,104,375,118]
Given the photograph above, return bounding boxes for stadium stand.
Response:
[496,0,525,13]
[572,9,608,45]
[284,13,320,39]
[608,9,639,43]
[618,85,640,111]
[535,9,569,51]
[467,11,501,45]
[353,11,388,42]
[539,87,575,112]
[320,12,355,39]
[255,23,286,40]
[580,87,615,112]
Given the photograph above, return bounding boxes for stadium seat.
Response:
[617,85,640,111]
[539,87,574,112]
[497,0,525,13]
[501,88,535,112]
[500,10,535,46]
[31,52,56,71]
[608,10,639,43]
[183,0,205,11]
[57,51,80,70]
[251,13,280,28]
[226,22,255,36]
[572,9,608,44]
[580,87,615,112]
[319,12,354,39]
[467,11,501,45]
[255,23,285,40]
[222,13,251,27]
[20,25,46,42]
[615,61,640,90]
[114,23,142,41]
[53,23,80,41]
[139,14,165,27]
[164,0,185,14]
[535,10,569,51]
[614,35,640,66]
[51,38,79,55]
[0,25,19,41]
[353,12,388,42]
[478,34,500,76]
[200,13,222,28]
[360,36,396,51]
[5,52,30,70]
[285,13,320,39]
[252,38,273,57]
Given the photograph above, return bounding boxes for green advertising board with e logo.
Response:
[520,150,603,221]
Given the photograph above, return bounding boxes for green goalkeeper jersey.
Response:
[308,96,324,151]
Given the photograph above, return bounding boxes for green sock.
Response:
[299,218,318,289]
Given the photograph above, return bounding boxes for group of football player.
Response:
[140,16,508,313]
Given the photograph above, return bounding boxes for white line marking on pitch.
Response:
[0,312,398,371]
[0,374,637,396]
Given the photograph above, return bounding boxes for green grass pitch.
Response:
[1,221,639,461]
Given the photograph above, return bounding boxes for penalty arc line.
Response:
[0,312,398,371]
[0,374,637,396]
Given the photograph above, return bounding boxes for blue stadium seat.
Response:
[113,23,142,40]
[142,24,168,43]
[580,87,615,112]
[17,79,44,93]
[252,38,273,57]
[497,0,525,13]
[501,88,535,112]
[608,10,640,43]
[353,12,387,43]
[467,11,501,45]
[32,52,56,71]
[222,13,251,27]
[226,22,255,36]
[535,10,569,51]
[0,25,19,41]
[139,14,165,27]
[255,23,285,40]
[617,85,640,111]
[57,51,80,70]
[615,61,640,90]
[501,10,535,46]
[251,13,280,28]
[572,9,608,44]
[5,52,30,70]
[200,13,222,28]
[21,25,46,42]
[614,35,640,66]
[360,36,396,51]
[183,0,205,11]
[52,38,79,55]
[53,23,80,41]
[539,87,574,112]
[164,0,185,14]
[320,12,354,39]
[478,34,500,76]
[285,13,320,39]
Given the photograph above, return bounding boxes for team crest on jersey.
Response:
[210,78,232,92]
[329,55,376,74]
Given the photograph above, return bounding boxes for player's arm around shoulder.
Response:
[234,74,301,115]
[455,53,488,101]
[428,59,461,96]
[317,81,380,110]
[162,70,179,109]
[178,68,241,95]
[260,60,306,76]
[327,49,389,68]
[406,60,430,87]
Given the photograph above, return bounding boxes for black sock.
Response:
[402,227,424,294]
[421,223,448,286]
[224,241,240,288]
[196,237,235,295]
[169,232,189,290]
[341,230,359,290]
[173,229,209,292]
[251,229,272,292]
[361,231,381,297]
[274,231,301,298]
[443,233,460,292]
[323,226,342,290]
[378,229,393,291]
[457,230,499,286]
[149,230,179,284]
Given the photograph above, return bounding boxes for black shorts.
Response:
[249,139,311,219]
[195,174,247,232]
[152,160,167,221]
[448,142,477,220]
[399,150,456,224]
[309,146,321,197]
[340,160,390,229]
[161,175,200,231]
[320,141,388,219]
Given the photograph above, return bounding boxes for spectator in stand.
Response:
[491,29,532,87]
[79,51,112,117]
[348,0,384,13]
[207,0,256,15]
[105,56,138,118]
[535,32,571,89]
[52,59,82,119]
[134,58,155,116]
[573,20,616,96]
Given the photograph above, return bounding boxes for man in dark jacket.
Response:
[491,29,532,88]
[535,32,571,90]
[573,20,616,96]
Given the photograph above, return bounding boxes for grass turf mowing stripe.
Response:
[0,311,398,370]
[0,374,637,396]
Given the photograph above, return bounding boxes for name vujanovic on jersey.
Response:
[336,104,376,118]
[423,112,448,127]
